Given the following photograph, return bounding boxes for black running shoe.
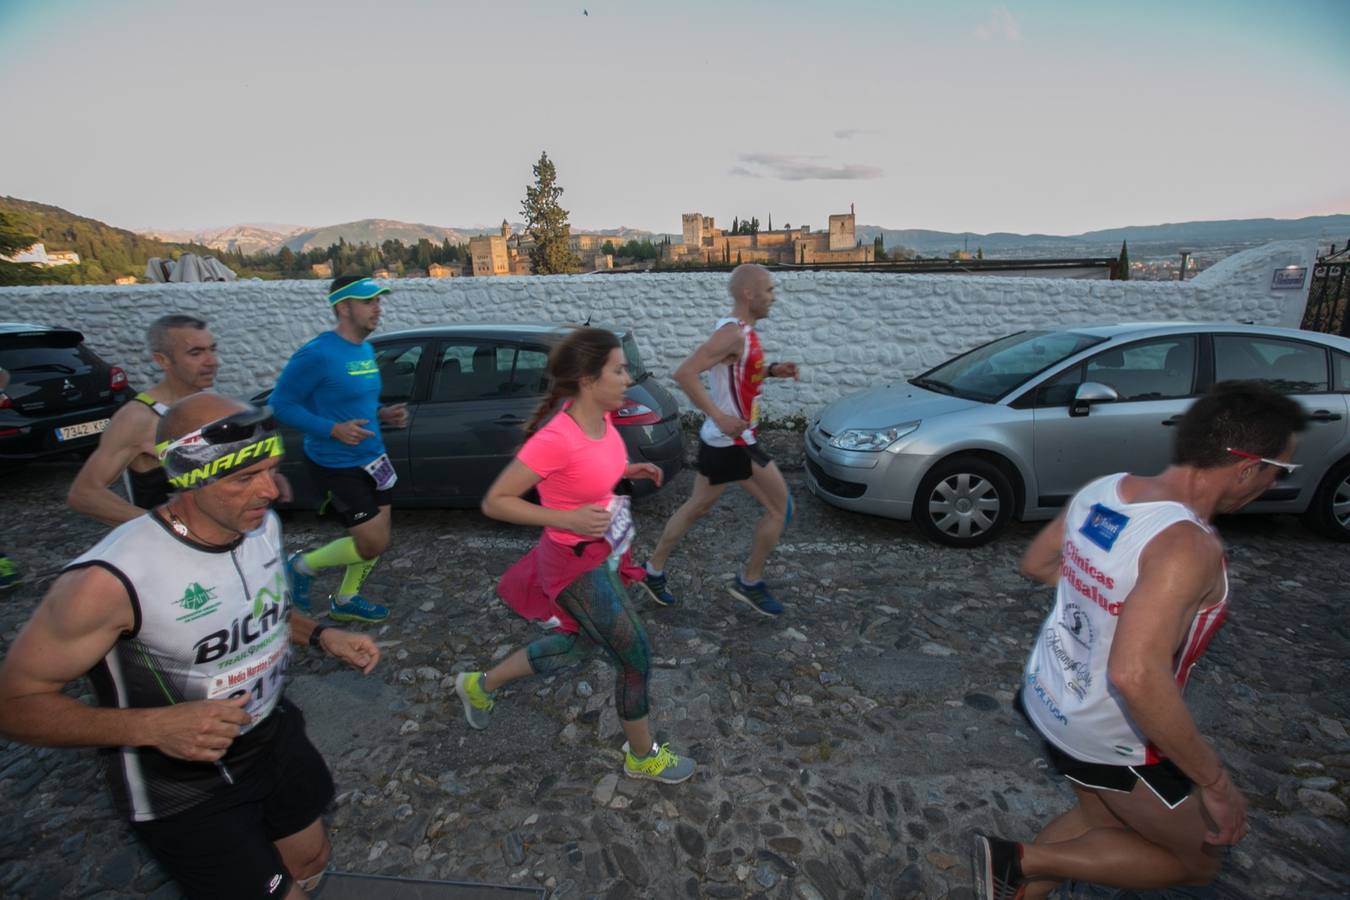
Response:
[971,832,1025,900]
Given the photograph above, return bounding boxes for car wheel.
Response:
[913,456,1014,548]
[1302,457,1350,542]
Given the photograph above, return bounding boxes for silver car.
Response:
[804,323,1350,547]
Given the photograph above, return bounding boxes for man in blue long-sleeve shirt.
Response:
[272,275,407,623]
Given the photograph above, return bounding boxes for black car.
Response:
[0,323,135,469]
[255,324,686,508]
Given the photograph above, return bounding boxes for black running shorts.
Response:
[131,700,336,899]
[1014,688,1194,809]
[696,440,772,486]
[305,455,392,528]
[1040,735,1194,809]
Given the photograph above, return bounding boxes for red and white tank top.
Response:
[698,317,766,448]
[1022,473,1229,766]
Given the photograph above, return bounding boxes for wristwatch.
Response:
[308,624,329,650]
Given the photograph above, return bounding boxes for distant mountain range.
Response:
[139,213,1350,260]
[139,220,667,255]
[856,215,1350,259]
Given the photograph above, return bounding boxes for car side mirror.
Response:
[1069,381,1119,418]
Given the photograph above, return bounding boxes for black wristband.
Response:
[308,624,329,650]
[768,361,779,377]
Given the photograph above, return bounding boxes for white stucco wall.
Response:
[0,241,1314,421]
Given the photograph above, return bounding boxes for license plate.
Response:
[56,418,111,442]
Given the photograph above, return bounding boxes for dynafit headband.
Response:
[327,277,391,306]
[156,406,284,490]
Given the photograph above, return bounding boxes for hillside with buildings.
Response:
[856,214,1350,260]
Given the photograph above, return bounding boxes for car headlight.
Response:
[828,421,920,452]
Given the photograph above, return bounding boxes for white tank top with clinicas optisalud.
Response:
[1023,473,1229,766]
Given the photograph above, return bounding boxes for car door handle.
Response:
[496,415,526,425]
[1307,409,1343,422]
[1161,416,1182,426]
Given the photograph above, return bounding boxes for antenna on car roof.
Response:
[583,312,592,326]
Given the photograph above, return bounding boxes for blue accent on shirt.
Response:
[271,331,384,469]
[1079,503,1130,552]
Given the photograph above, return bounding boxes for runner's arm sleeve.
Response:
[516,425,566,480]
[270,345,337,440]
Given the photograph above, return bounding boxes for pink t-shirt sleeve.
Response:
[517,422,568,480]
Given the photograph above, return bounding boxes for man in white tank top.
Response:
[971,381,1306,900]
[0,394,380,900]
[639,264,801,616]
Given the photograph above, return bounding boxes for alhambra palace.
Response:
[465,208,872,276]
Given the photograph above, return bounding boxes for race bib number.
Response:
[363,453,398,491]
[206,643,288,729]
[604,495,635,568]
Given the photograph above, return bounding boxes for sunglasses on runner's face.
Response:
[1227,447,1301,479]
[189,407,277,446]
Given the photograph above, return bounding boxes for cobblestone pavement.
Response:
[1,434,1347,899]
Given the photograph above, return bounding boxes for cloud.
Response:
[834,128,883,140]
[730,153,884,181]
[974,5,1021,41]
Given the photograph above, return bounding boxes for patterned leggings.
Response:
[526,565,652,721]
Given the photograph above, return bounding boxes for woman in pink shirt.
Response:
[454,328,696,784]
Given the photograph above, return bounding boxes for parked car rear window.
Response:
[1214,335,1328,394]
[915,330,1103,402]
[0,337,100,379]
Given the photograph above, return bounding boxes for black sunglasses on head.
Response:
[198,406,277,445]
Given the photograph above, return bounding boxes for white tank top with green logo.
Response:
[66,510,292,821]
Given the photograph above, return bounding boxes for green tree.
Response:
[415,238,435,269]
[0,210,41,285]
[601,240,617,257]
[1117,240,1130,280]
[873,234,887,261]
[521,151,579,274]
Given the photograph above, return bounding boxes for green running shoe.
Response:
[327,594,388,623]
[623,741,696,784]
[0,553,19,591]
[455,671,495,730]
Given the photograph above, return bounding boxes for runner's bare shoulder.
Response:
[99,399,159,450]
[708,321,744,360]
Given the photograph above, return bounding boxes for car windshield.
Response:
[912,330,1104,402]
[621,332,648,380]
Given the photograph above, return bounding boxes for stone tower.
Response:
[681,213,704,247]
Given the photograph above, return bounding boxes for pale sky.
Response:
[2,0,1348,236]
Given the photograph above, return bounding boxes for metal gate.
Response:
[1302,244,1349,336]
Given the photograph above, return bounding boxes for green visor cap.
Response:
[328,277,392,306]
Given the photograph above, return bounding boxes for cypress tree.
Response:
[522,151,580,274]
